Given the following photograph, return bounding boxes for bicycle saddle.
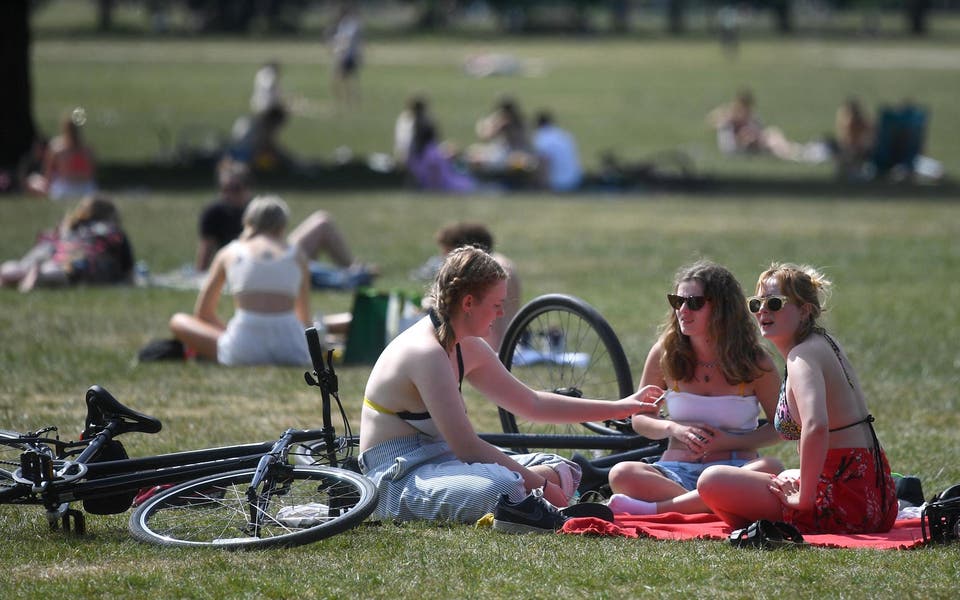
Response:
[83,385,162,437]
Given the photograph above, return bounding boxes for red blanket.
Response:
[560,512,926,550]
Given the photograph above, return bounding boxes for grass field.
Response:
[3,9,960,599]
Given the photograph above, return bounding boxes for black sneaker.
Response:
[493,491,568,534]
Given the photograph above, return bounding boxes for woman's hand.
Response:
[768,473,803,510]
[670,423,719,454]
[616,388,663,419]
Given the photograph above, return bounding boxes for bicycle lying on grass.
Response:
[1,294,662,547]
[0,329,376,549]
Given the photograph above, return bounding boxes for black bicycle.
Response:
[0,329,377,549]
[485,294,666,493]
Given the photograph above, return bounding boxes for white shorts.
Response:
[217,309,310,367]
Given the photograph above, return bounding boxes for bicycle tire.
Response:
[128,465,377,549]
[497,294,634,454]
[0,430,31,497]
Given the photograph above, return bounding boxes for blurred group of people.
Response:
[707,88,941,181]
[392,94,584,194]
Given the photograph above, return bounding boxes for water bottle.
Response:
[134,260,151,287]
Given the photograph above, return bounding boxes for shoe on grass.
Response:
[492,490,568,534]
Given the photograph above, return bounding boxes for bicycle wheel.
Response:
[497,294,634,455]
[0,430,31,496]
[129,465,377,549]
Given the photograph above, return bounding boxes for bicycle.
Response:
[485,293,666,493]
[0,328,377,549]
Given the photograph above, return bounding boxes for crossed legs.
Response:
[608,456,783,515]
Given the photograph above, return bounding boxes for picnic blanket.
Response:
[561,512,927,550]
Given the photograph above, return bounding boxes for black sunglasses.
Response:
[667,294,707,311]
[747,295,790,313]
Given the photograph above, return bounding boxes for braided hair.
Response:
[428,245,506,351]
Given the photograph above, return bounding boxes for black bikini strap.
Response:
[428,309,464,392]
[829,413,874,433]
[821,331,855,390]
[456,343,464,393]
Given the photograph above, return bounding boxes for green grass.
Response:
[4,17,960,600]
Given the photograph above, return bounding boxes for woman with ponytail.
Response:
[358,245,657,524]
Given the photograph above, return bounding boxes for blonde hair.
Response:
[241,195,289,237]
[428,246,506,350]
[756,262,833,343]
[659,260,770,385]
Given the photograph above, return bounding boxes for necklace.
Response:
[696,360,717,383]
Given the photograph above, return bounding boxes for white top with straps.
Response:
[224,241,301,296]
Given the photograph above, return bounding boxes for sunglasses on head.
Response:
[667,294,707,311]
[747,295,790,313]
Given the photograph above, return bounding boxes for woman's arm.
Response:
[408,344,557,496]
[629,342,674,440]
[786,347,830,511]
[463,338,656,423]
[294,249,311,325]
[193,249,227,329]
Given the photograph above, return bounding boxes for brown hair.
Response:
[659,260,770,385]
[63,194,119,232]
[435,222,494,252]
[428,246,506,350]
[756,262,832,344]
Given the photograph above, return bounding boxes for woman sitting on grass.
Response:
[606,260,783,516]
[697,263,898,534]
[1,194,133,292]
[169,195,311,366]
[358,245,658,524]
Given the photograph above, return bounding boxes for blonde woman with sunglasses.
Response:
[697,263,897,534]
[606,260,783,515]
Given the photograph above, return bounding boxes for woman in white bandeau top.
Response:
[606,260,783,516]
[169,195,311,366]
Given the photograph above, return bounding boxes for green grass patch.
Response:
[3,28,960,599]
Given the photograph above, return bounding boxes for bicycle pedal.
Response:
[20,451,53,486]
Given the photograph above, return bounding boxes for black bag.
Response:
[921,483,960,544]
[82,439,137,515]
[137,338,185,362]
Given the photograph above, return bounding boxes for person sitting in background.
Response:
[393,94,432,167]
[407,122,477,194]
[40,110,97,201]
[250,61,285,117]
[833,97,874,180]
[196,160,366,276]
[697,263,898,534]
[531,110,582,192]
[707,88,812,163]
[606,260,782,515]
[1,194,133,292]
[170,195,311,366]
[467,96,538,181]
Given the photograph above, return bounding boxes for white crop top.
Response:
[224,241,301,296]
[664,390,760,434]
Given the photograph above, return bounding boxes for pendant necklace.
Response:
[697,360,717,383]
